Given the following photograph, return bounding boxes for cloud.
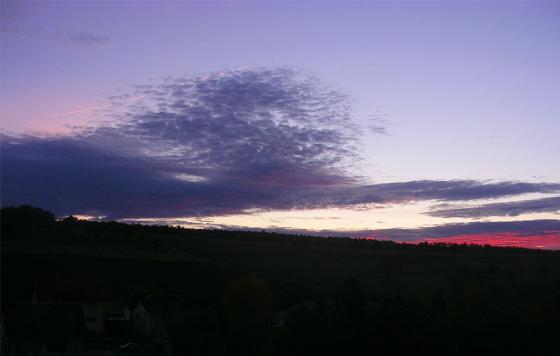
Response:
[118,219,560,249]
[368,220,560,250]
[293,181,560,209]
[2,67,560,219]
[368,219,560,241]
[67,32,110,46]
[427,196,560,218]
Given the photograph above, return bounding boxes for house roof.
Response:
[128,294,186,313]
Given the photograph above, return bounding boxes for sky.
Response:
[1,1,559,249]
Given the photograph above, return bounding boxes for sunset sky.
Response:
[2,1,559,249]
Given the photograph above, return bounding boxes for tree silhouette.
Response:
[332,278,369,354]
[223,275,274,355]
[1,205,55,238]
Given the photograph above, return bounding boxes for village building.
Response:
[3,304,86,355]
[31,279,132,335]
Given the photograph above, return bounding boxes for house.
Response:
[274,297,320,327]
[3,304,86,355]
[22,278,173,353]
[32,279,131,335]
[129,298,172,355]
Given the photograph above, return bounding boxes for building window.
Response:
[85,316,97,323]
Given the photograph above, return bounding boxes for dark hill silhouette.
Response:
[2,205,560,355]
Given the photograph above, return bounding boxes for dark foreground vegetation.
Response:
[2,205,560,355]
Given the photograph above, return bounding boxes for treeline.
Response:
[0,205,550,255]
[163,273,560,356]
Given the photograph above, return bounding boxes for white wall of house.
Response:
[80,303,105,333]
[132,302,152,335]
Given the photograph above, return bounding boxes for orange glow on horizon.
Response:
[403,231,560,250]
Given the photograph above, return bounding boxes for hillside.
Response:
[2,206,560,355]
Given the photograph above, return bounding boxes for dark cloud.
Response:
[108,67,359,175]
[2,68,560,219]
[118,220,560,248]
[369,219,560,242]
[294,181,560,209]
[427,196,560,218]
[67,32,110,46]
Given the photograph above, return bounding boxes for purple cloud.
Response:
[66,31,110,46]
[369,219,560,242]
[2,68,560,219]
[427,196,560,218]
